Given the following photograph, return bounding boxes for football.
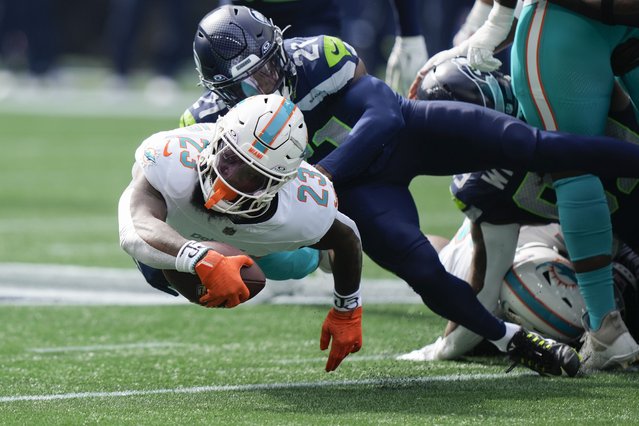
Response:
[163,241,266,306]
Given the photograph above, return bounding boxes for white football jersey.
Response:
[134,124,338,257]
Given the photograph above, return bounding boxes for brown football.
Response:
[163,241,266,306]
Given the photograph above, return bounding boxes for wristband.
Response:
[333,289,362,312]
[175,240,210,273]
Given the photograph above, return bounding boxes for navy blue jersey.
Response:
[181,35,406,182]
[181,35,359,128]
[452,170,639,251]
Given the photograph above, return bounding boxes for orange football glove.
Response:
[320,306,363,372]
[194,250,253,308]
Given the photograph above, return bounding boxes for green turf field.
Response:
[0,111,463,278]
[1,304,639,425]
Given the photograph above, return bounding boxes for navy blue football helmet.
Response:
[193,5,296,106]
[417,57,520,117]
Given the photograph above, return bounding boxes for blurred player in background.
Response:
[412,56,639,369]
[119,94,363,372]
[180,4,639,378]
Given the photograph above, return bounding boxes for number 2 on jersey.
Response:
[297,167,329,206]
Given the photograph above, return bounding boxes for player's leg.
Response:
[337,181,580,375]
[401,99,639,178]
[512,1,612,329]
[254,248,321,280]
[337,182,507,339]
[510,2,639,368]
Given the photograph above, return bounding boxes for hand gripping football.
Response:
[163,241,266,306]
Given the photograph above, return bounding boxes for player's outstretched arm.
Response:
[120,166,192,266]
[120,168,251,308]
[312,214,363,372]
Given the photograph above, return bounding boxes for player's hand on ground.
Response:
[385,35,428,96]
[407,41,468,100]
[320,307,363,372]
[195,251,253,308]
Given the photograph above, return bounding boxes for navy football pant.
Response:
[337,100,639,340]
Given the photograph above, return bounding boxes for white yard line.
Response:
[0,372,530,403]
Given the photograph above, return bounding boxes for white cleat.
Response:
[580,310,639,371]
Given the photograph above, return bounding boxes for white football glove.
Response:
[466,2,515,72]
[385,35,428,96]
[453,0,493,46]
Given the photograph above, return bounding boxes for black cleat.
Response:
[506,329,581,377]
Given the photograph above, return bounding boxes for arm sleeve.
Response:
[317,76,404,183]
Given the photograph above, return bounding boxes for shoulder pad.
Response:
[285,35,359,110]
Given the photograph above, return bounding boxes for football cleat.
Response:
[506,329,581,377]
[579,310,639,371]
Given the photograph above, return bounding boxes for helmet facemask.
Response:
[198,133,292,217]
[197,94,307,217]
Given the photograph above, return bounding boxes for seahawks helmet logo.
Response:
[262,40,271,55]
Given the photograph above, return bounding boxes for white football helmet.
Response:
[198,94,308,216]
[500,243,587,343]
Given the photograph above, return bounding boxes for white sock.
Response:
[489,322,522,352]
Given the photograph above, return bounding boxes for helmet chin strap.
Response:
[204,178,238,209]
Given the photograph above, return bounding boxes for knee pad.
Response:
[554,174,612,261]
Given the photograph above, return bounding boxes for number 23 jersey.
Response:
[134,124,339,257]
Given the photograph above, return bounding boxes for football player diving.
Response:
[119,94,363,372]
[177,5,639,377]
[407,57,639,370]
